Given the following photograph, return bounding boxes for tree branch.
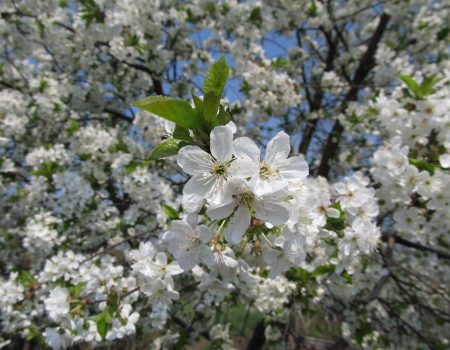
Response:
[382,234,450,260]
[317,13,390,177]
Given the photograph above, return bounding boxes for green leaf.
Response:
[69,282,86,297]
[93,310,113,340]
[270,57,289,69]
[437,27,450,41]
[150,138,189,160]
[66,119,80,137]
[124,160,139,173]
[32,162,63,179]
[27,324,48,347]
[399,74,420,97]
[17,270,37,288]
[311,264,336,278]
[341,271,353,284]
[216,105,232,126]
[162,204,180,220]
[79,153,92,161]
[347,112,360,128]
[249,7,262,27]
[204,56,229,97]
[202,91,221,125]
[108,139,128,153]
[306,1,318,17]
[132,96,201,130]
[409,158,435,175]
[240,80,251,96]
[173,125,192,142]
[191,90,203,111]
[80,0,104,28]
[399,74,441,99]
[201,57,229,130]
[324,202,346,232]
[418,75,442,97]
[286,267,311,284]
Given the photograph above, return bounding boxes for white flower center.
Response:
[259,162,279,180]
[212,163,228,177]
[235,190,255,207]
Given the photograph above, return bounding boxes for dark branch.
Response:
[317,13,390,177]
[382,234,450,260]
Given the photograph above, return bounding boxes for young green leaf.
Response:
[399,74,420,97]
[399,74,441,99]
[191,90,203,111]
[204,56,229,97]
[409,158,435,175]
[162,204,180,220]
[418,75,442,97]
[93,310,113,340]
[173,125,193,142]
[17,270,37,288]
[216,105,232,126]
[150,138,189,160]
[132,96,201,130]
[249,7,262,27]
[202,92,221,126]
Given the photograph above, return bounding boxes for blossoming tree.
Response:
[0,0,449,349]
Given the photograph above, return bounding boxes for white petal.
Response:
[253,201,289,226]
[223,177,249,196]
[199,247,215,267]
[198,225,213,243]
[210,125,233,163]
[164,276,175,291]
[279,156,309,181]
[177,146,213,175]
[326,208,341,218]
[268,257,290,279]
[182,175,215,212]
[164,121,175,134]
[162,230,175,241]
[220,253,239,269]
[225,205,251,245]
[229,157,259,178]
[176,248,201,271]
[166,262,184,276]
[155,252,167,265]
[167,234,191,258]
[252,178,288,197]
[255,180,289,198]
[225,121,237,133]
[170,220,195,238]
[265,131,290,165]
[439,154,450,168]
[185,213,199,227]
[334,183,347,194]
[206,202,235,220]
[233,137,260,162]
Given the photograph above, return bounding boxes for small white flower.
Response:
[233,131,309,194]
[167,220,215,271]
[44,287,70,321]
[140,252,184,279]
[439,154,450,168]
[43,328,71,350]
[177,123,258,212]
[207,178,290,244]
[129,241,156,263]
[142,278,179,306]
